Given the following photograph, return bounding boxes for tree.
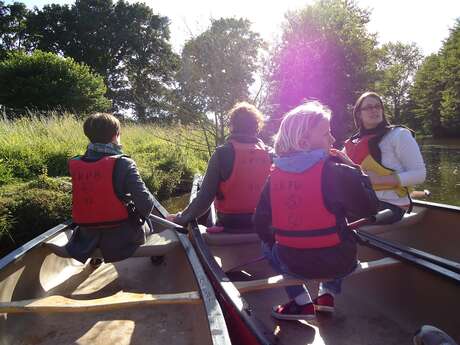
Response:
[0,50,110,114]
[409,54,444,136]
[375,42,423,124]
[178,17,263,147]
[0,1,29,60]
[265,0,378,141]
[439,19,460,135]
[409,19,460,137]
[25,0,179,120]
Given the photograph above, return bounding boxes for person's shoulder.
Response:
[388,125,414,138]
[215,141,234,156]
[324,157,361,178]
[115,155,137,169]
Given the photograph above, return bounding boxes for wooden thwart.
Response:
[233,257,399,293]
[0,290,201,314]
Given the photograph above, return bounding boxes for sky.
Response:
[16,0,460,56]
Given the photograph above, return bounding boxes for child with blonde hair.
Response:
[254,101,379,320]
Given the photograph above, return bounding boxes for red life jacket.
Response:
[215,140,271,214]
[270,160,340,249]
[344,132,411,198]
[69,156,129,226]
[343,135,374,164]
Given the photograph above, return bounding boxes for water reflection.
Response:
[161,193,191,213]
[418,138,460,207]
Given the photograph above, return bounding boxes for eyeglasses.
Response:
[360,104,382,112]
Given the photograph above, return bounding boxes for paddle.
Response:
[149,214,189,234]
[224,209,393,274]
[410,189,431,198]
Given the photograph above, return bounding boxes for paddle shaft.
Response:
[225,209,392,273]
[149,214,188,234]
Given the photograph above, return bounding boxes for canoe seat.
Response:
[0,290,201,314]
[199,225,260,246]
[44,229,180,258]
[359,205,427,235]
[233,257,400,293]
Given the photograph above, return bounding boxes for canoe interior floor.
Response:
[212,242,460,345]
[244,288,413,345]
[0,247,212,345]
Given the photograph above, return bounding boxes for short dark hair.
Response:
[228,102,264,136]
[83,113,121,143]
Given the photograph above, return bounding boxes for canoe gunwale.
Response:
[413,200,460,213]
[357,231,460,284]
[0,221,72,271]
[189,175,274,345]
[152,196,232,345]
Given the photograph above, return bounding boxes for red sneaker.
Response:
[313,293,335,313]
[271,300,316,321]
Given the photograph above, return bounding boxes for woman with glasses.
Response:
[344,92,426,224]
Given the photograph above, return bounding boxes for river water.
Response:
[418,138,460,207]
[163,138,460,212]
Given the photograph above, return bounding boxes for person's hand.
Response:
[329,148,357,167]
[166,213,178,222]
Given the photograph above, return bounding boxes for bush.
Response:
[0,50,111,115]
[0,177,71,257]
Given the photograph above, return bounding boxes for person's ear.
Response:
[112,132,120,144]
[299,137,310,150]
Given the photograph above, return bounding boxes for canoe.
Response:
[0,201,231,345]
[188,175,460,345]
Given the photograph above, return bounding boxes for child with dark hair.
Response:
[66,113,155,263]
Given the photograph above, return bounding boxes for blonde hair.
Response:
[228,102,264,135]
[274,101,331,155]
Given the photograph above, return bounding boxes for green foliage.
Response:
[178,17,263,146]
[409,19,460,137]
[0,114,207,194]
[0,1,29,60]
[375,42,423,125]
[0,115,208,256]
[439,20,460,135]
[410,54,444,136]
[26,0,179,120]
[0,177,71,257]
[265,0,378,141]
[0,50,111,114]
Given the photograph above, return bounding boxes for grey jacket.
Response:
[175,134,272,229]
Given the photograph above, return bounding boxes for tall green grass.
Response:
[0,114,209,256]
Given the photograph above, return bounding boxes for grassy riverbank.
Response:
[0,115,208,257]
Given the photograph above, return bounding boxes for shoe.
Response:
[271,300,315,321]
[313,293,335,313]
[413,325,458,345]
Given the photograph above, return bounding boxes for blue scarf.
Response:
[274,149,327,173]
